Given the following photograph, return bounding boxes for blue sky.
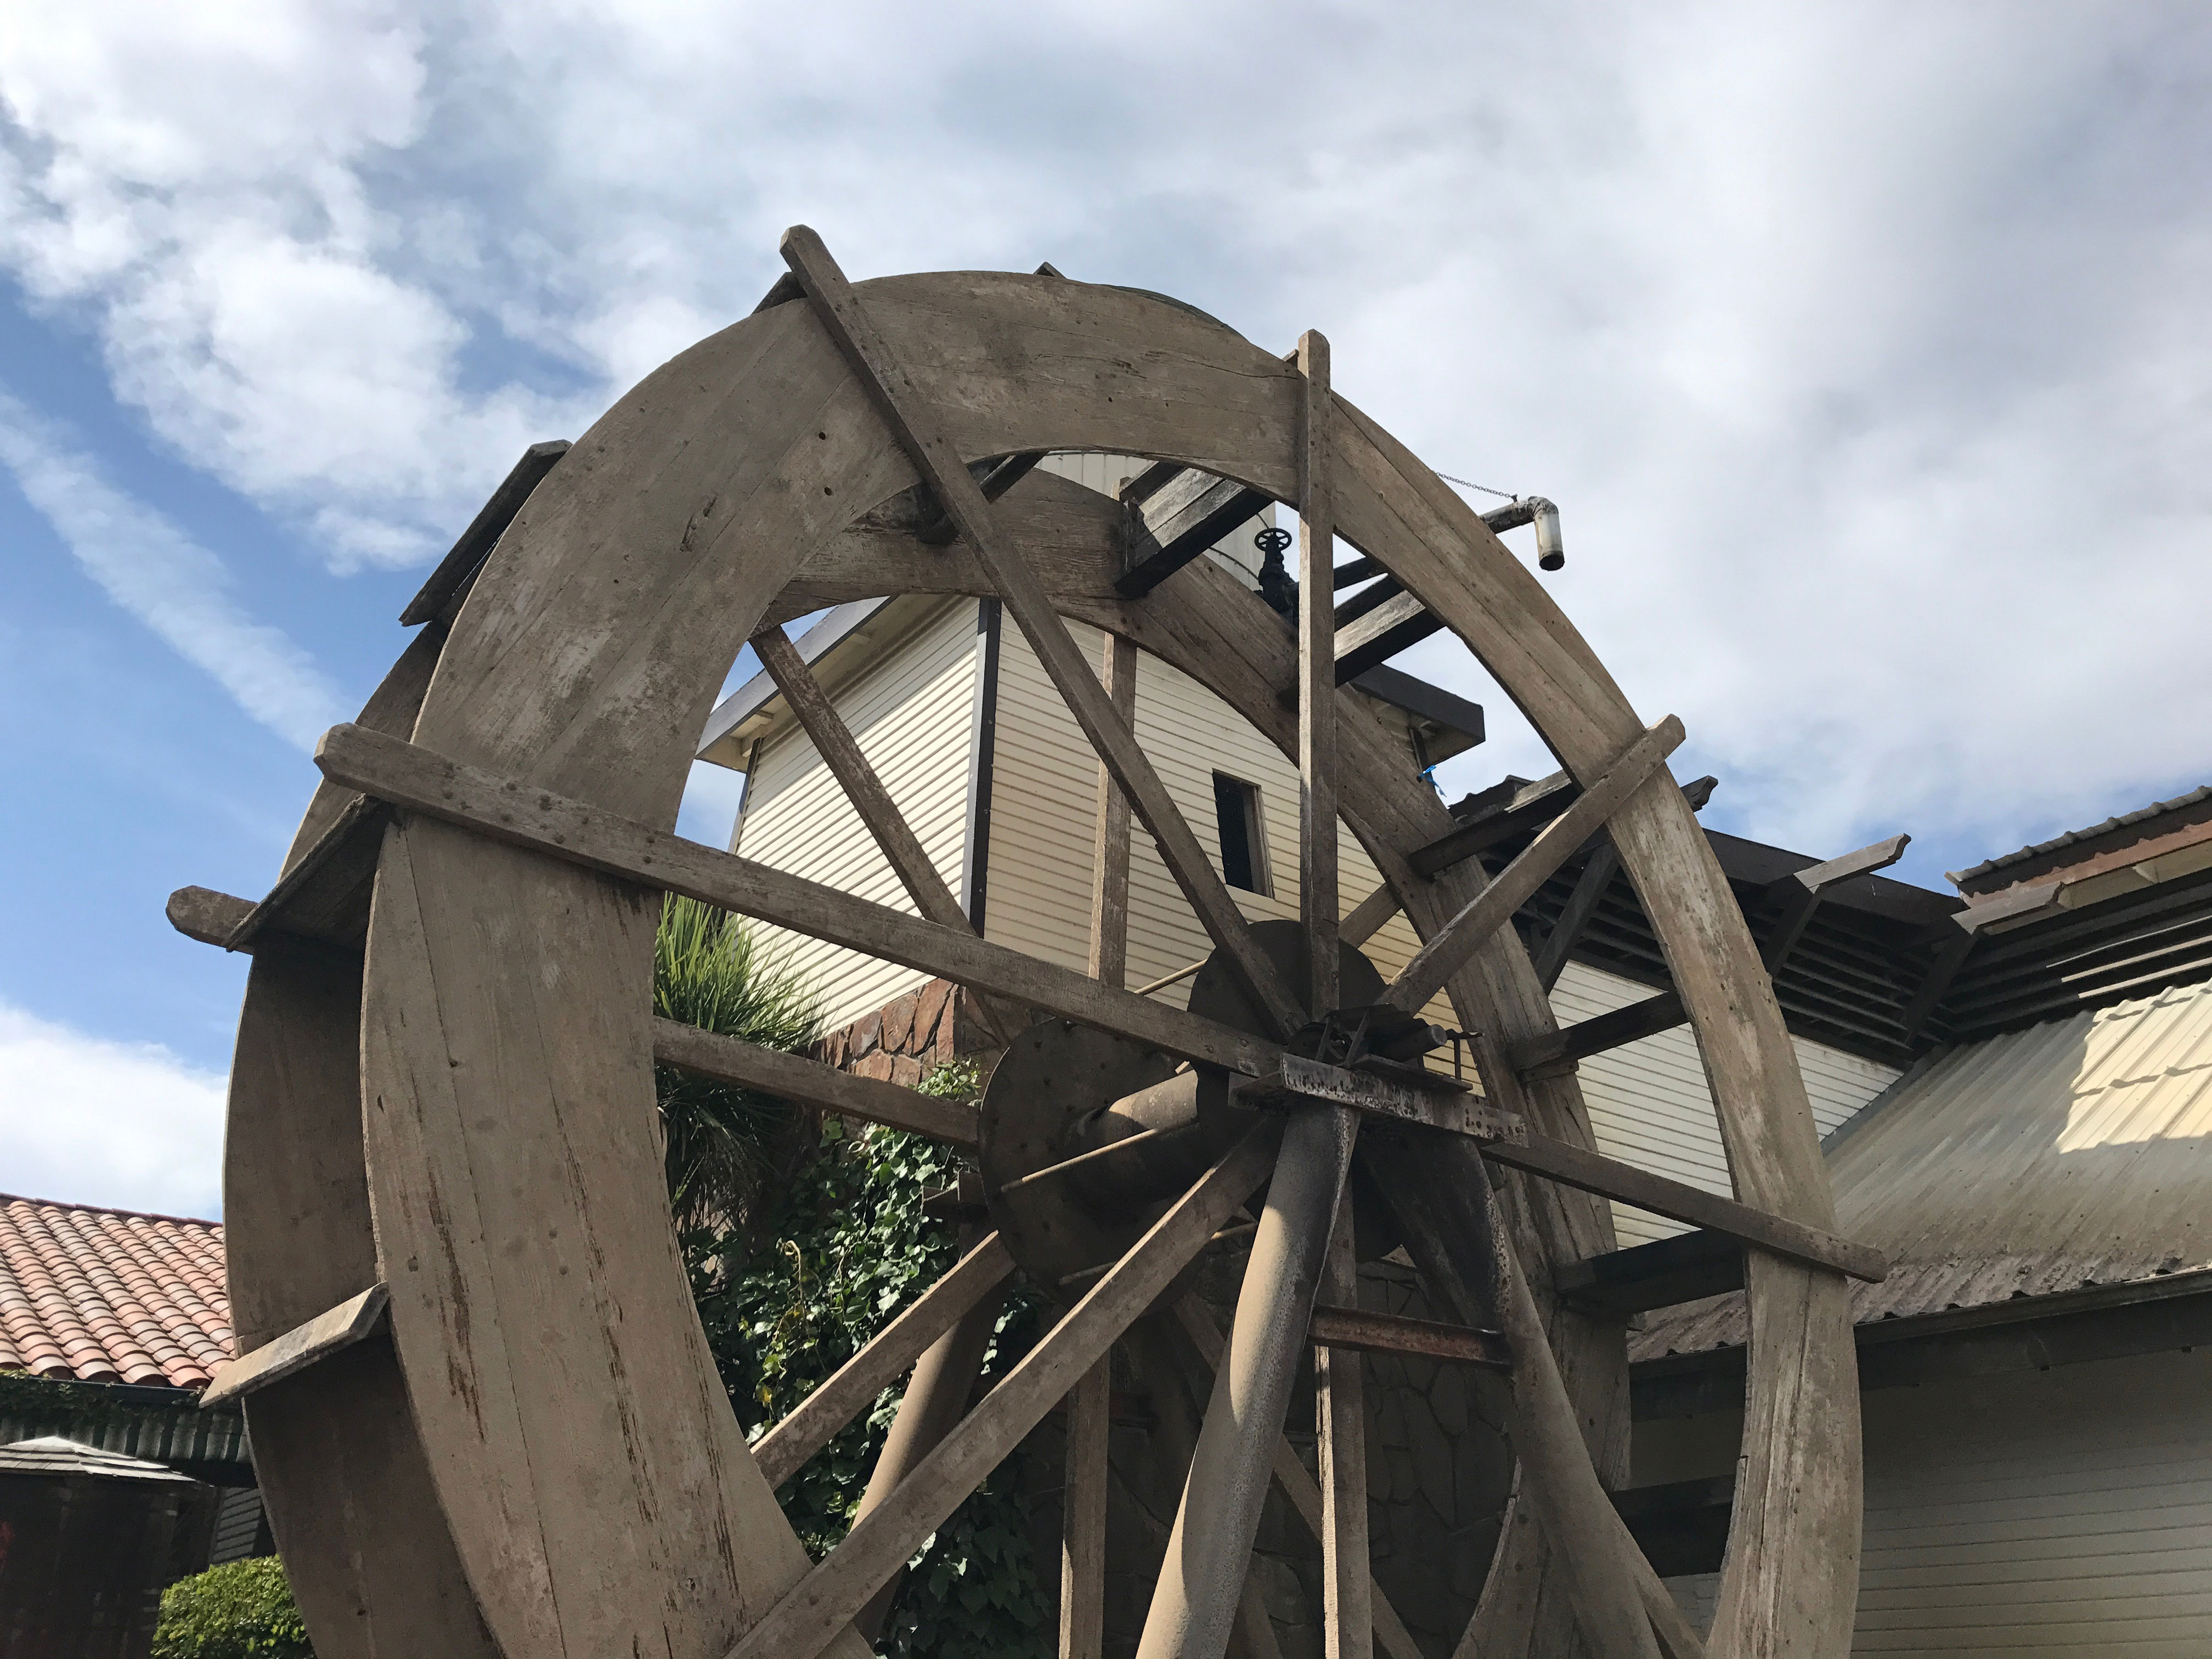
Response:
[3,2,2209,1218]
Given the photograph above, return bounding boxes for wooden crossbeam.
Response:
[1481,1134,1887,1283]
[1383,719,1684,1013]
[1169,1296,1425,1659]
[1334,589,1440,685]
[1307,1304,1511,1370]
[1759,833,1910,971]
[398,440,571,627]
[313,722,1278,1077]
[1116,468,1272,598]
[648,1019,980,1147]
[1554,1230,1745,1319]
[1242,1055,1525,1143]
[1531,776,1717,991]
[780,227,1307,1041]
[1408,771,1579,879]
[751,1234,1015,1490]
[725,1123,1280,1659]
[199,1284,388,1410]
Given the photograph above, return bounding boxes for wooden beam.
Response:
[1333,589,1441,684]
[1316,1195,1370,1659]
[167,885,256,950]
[1481,1134,1887,1283]
[725,1123,1280,1659]
[1169,1296,1425,1659]
[199,1285,389,1410]
[778,226,1307,1041]
[1408,772,1579,879]
[1116,469,1272,598]
[1307,1304,1511,1370]
[1760,833,1910,971]
[1383,718,1684,1013]
[225,793,387,950]
[1244,1054,1526,1143]
[1555,1230,1745,1319]
[1300,330,1339,1022]
[1088,634,1137,988]
[752,1234,1015,1491]
[313,723,1278,1079]
[649,1018,980,1148]
[399,441,571,627]
[752,624,968,930]
[1532,843,1620,992]
[1059,1359,1110,1659]
[1511,991,1685,1077]
[1339,878,1401,948]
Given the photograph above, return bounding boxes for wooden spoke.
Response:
[314,723,1278,1078]
[1339,878,1401,948]
[1530,777,1715,992]
[726,1122,1281,1659]
[751,622,1022,1042]
[1316,1193,1370,1659]
[651,1018,980,1147]
[1483,1132,1886,1283]
[751,1234,1015,1491]
[1169,1296,1425,1659]
[1088,633,1138,988]
[1299,330,1339,1020]
[779,227,1307,1041]
[1059,1359,1110,1659]
[1382,718,1684,1014]
[1363,1130,1683,1659]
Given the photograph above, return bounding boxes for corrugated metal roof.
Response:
[1634,975,2212,1362]
[0,1195,231,1387]
[0,1435,201,1482]
[1949,784,2212,890]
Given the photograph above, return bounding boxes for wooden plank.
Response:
[1760,833,1909,971]
[1088,633,1137,988]
[1245,1054,1526,1143]
[1333,588,1440,684]
[751,1234,1015,1491]
[1059,1359,1110,1659]
[1383,718,1685,1013]
[1339,878,1401,948]
[1169,1295,1425,1659]
[399,441,571,626]
[779,226,1307,1041]
[1511,990,1686,1076]
[227,794,387,949]
[651,1017,979,1147]
[315,722,1277,1078]
[1316,1193,1372,1659]
[168,886,255,950]
[224,935,498,1659]
[726,1122,1280,1659]
[1483,1133,1887,1283]
[1531,776,1716,991]
[1116,470,1271,598]
[1299,330,1339,1022]
[201,1285,388,1409]
[1307,1304,1511,1370]
[1407,772,1579,879]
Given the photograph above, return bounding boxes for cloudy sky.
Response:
[3,2,2207,1216]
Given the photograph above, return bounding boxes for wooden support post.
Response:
[1169,1297,1425,1659]
[1299,329,1339,1022]
[778,225,1307,1041]
[751,1234,1016,1490]
[726,1123,1279,1659]
[1316,1193,1370,1659]
[1384,718,1684,1014]
[1060,1359,1110,1659]
[1090,634,1138,988]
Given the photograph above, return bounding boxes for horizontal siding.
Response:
[1554,961,1899,1244]
[731,599,977,1037]
[1657,1349,2212,1653]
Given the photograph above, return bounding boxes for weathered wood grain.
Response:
[200,1284,387,1410]
[1317,1193,1371,1659]
[1060,1358,1111,1659]
[1088,633,1137,988]
[651,1017,979,1147]
[727,1124,1280,1659]
[1299,330,1340,1022]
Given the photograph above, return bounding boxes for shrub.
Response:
[152,1556,312,1658]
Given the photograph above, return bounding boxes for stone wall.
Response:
[809,977,1000,1087]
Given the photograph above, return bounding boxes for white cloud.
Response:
[0,390,346,748]
[0,1001,225,1220]
[1,0,2208,862]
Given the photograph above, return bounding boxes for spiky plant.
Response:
[653,895,822,1239]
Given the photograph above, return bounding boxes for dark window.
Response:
[1212,772,1272,895]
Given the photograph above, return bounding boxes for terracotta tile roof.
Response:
[0,1194,231,1389]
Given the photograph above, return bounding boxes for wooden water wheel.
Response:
[172,230,1881,1659]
